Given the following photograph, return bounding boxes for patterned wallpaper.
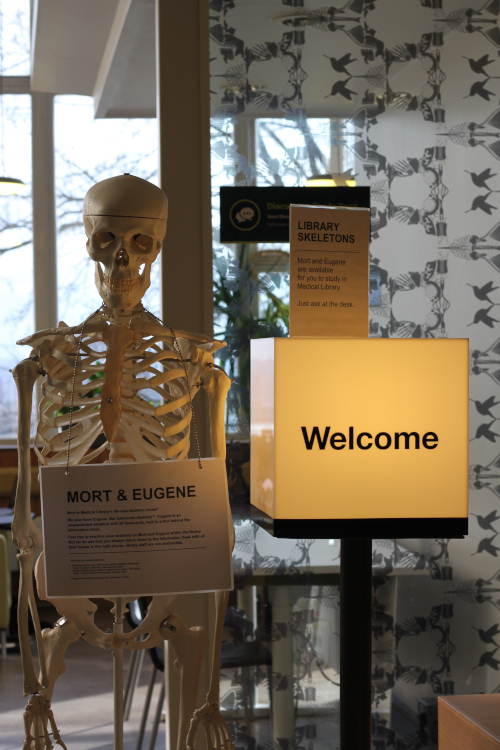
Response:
[210,2,500,749]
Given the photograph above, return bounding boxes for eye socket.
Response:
[132,234,154,252]
[93,232,116,249]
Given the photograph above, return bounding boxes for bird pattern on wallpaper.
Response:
[210,0,500,748]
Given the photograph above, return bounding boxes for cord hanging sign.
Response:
[40,458,233,598]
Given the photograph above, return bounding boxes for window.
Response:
[0,4,160,441]
[212,116,355,437]
[0,0,31,438]
[0,93,31,438]
[54,96,159,324]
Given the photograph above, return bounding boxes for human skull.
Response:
[83,174,168,310]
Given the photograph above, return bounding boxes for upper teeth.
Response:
[104,276,139,292]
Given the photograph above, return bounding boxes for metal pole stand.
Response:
[113,596,125,750]
[340,538,372,749]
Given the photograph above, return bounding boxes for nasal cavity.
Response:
[115,248,129,267]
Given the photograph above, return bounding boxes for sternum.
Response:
[100,324,135,442]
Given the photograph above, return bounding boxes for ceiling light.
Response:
[0,176,25,195]
[306,175,337,187]
[306,170,357,188]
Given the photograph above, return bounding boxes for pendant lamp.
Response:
[306,169,357,188]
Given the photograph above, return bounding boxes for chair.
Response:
[135,604,273,749]
[221,606,273,726]
[124,597,149,719]
[135,644,165,750]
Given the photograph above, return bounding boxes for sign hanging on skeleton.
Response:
[40,458,233,598]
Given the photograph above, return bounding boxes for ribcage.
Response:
[35,327,204,467]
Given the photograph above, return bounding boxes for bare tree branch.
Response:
[0,239,31,255]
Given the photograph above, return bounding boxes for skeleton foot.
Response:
[22,694,67,750]
[186,701,234,750]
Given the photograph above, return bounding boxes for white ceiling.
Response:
[31,0,121,98]
[31,0,156,117]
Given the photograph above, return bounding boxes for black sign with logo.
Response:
[220,186,370,244]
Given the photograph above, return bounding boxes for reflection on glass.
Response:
[211,4,500,743]
[54,96,159,323]
[256,118,352,186]
[211,117,354,438]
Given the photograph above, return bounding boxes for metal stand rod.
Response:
[124,650,139,716]
[114,597,125,750]
[125,649,145,720]
[340,538,372,750]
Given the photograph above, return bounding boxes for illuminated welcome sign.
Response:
[250,337,469,538]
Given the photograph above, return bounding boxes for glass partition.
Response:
[211,4,500,749]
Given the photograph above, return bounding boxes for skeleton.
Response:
[12,174,233,750]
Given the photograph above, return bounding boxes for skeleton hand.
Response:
[186,700,235,750]
[22,694,67,750]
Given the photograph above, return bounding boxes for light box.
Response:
[250,338,469,538]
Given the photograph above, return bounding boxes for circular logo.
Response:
[229,199,261,232]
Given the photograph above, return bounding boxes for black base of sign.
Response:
[250,506,467,539]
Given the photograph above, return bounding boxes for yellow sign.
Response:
[250,338,468,524]
[289,204,370,338]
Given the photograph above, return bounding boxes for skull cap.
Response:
[83,174,168,220]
